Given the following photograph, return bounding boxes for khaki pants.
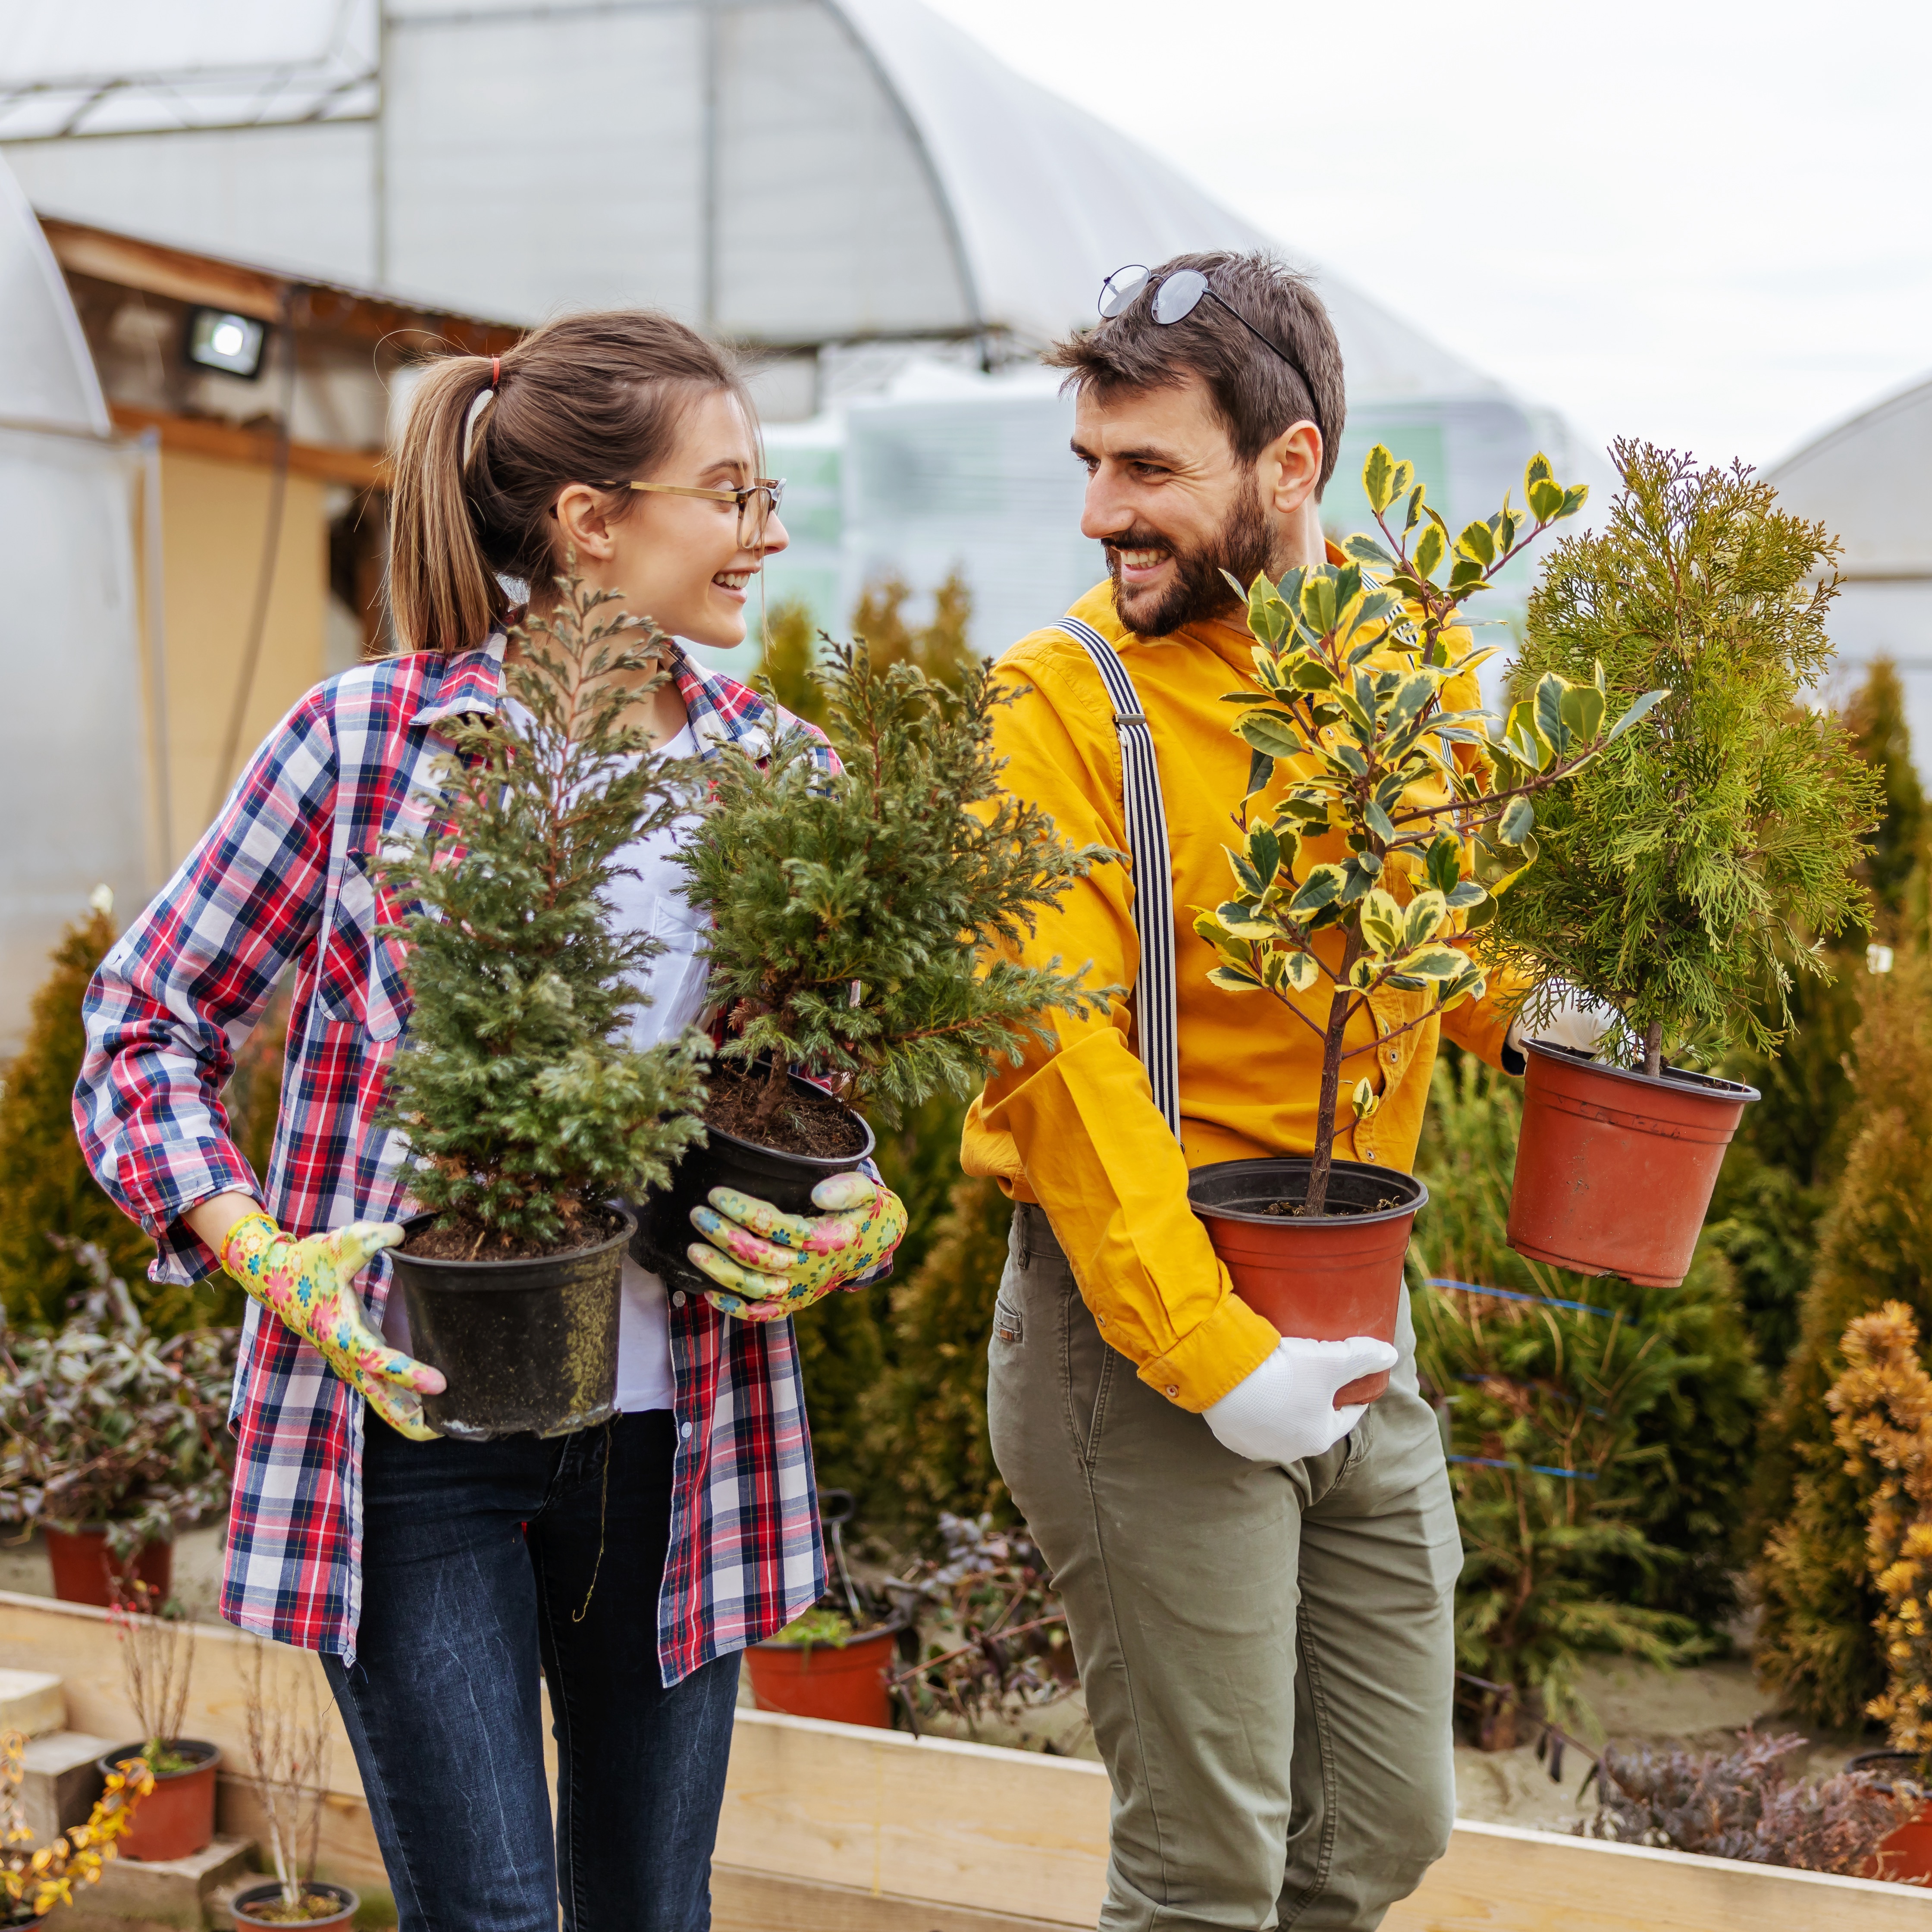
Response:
[988,1205,1461,1932]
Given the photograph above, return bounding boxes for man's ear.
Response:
[1261,420,1323,517]
[552,483,618,561]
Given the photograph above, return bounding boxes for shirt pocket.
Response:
[635,893,712,1043]
[316,851,411,1041]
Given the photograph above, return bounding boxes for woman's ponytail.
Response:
[383,312,756,658]
[387,355,508,656]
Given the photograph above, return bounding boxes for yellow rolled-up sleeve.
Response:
[962,647,1278,1413]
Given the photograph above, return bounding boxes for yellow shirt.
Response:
[960,577,1519,1412]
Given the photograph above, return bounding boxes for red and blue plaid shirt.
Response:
[76,634,837,1679]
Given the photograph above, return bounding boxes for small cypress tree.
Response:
[1489,442,1881,1074]
[682,642,1109,1139]
[0,899,162,1331]
[378,574,709,1255]
[1753,947,1932,1725]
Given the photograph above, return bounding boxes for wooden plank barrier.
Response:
[0,1591,1924,1929]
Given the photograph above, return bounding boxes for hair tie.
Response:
[490,355,501,387]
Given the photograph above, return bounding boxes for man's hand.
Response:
[220,1213,445,1440]
[1508,985,1618,1064]
[1202,1335,1399,1468]
[687,1173,906,1324]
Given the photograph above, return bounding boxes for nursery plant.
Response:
[1195,442,1650,1217]
[0,1242,235,1581]
[0,1728,151,1923]
[232,1638,351,1926]
[1487,442,1878,1073]
[376,571,710,1437]
[672,638,1110,1191]
[101,1580,219,1863]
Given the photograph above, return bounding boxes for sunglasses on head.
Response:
[1097,265,1325,446]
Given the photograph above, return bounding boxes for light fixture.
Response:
[185,307,269,380]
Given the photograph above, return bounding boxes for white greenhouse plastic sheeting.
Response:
[0,155,150,1053]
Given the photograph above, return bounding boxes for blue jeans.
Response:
[323,1411,741,1932]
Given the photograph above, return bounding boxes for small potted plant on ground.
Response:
[98,1580,219,1863]
[380,574,710,1438]
[0,1728,152,1926]
[228,1638,357,1926]
[1484,442,1879,1285]
[655,640,1109,1270]
[1828,1300,1932,1882]
[0,1242,235,1606]
[1192,445,1654,1388]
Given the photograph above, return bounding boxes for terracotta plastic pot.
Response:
[44,1527,171,1609]
[1187,1158,1427,1406]
[1849,1750,1932,1883]
[746,1621,901,1729]
[642,1069,876,1296]
[231,1879,360,1927]
[390,1205,634,1441]
[97,1740,218,1862]
[1507,1041,1759,1287]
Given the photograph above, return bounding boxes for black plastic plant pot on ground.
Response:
[389,1206,634,1441]
[641,1069,876,1295]
[230,1879,360,1928]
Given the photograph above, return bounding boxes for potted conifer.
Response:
[1192,446,1658,1393]
[1485,443,1879,1285]
[652,641,1109,1274]
[379,575,709,1438]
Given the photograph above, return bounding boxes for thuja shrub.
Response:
[1487,442,1879,1075]
[1754,948,1932,1724]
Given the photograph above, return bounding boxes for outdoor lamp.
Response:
[185,307,269,380]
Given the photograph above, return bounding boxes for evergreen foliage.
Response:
[682,641,1110,1135]
[378,574,709,1250]
[1488,442,1880,1075]
[1843,659,1928,924]
[1410,1053,1762,1734]
[0,900,174,1333]
[1754,948,1932,1725]
[761,573,976,731]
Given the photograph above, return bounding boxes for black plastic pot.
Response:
[641,1070,875,1294]
[231,1879,360,1927]
[389,1205,634,1440]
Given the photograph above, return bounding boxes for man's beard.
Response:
[1107,483,1279,639]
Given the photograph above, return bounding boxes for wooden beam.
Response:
[712,1867,1082,1932]
[108,403,385,491]
[41,218,285,323]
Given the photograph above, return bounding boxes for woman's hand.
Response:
[218,1211,445,1439]
[686,1173,906,1324]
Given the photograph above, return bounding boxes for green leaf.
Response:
[1387,672,1436,731]
[1351,1076,1380,1122]
[1403,889,1448,949]
[1445,879,1487,909]
[1208,965,1265,994]
[1361,886,1405,954]
[1245,747,1275,800]
[1248,822,1282,887]
[1534,673,1571,754]
[1289,865,1346,916]
[1525,452,1554,489]
[1527,476,1564,523]
[1604,687,1667,743]
[1414,524,1446,583]
[1281,948,1320,992]
[1365,799,1396,844]
[1290,656,1338,692]
[1192,910,1236,949]
[1340,533,1397,571]
[1226,847,1264,895]
[1558,484,1589,518]
[1299,571,1338,638]
[1403,486,1425,533]
[1362,444,1396,513]
[1456,519,1496,567]
[1236,709,1304,759]
[1328,740,1369,778]
[1559,681,1606,746]
[1497,796,1536,846]
[1426,834,1462,895]
[1400,947,1467,981]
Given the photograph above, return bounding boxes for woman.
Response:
[75,312,905,1931]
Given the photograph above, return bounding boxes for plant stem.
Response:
[1643,1018,1663,1081]
[1306,928,1365,1215]
[751,1050,790,1134]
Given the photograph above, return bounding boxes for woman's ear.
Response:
[552,483,620,561]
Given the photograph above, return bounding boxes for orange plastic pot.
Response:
[1507,1041,1758,1287]
[1850,1751,1932,1883]
[44,1527,171,1609]
[1187,1158,1426,1406]
[746,1622,900,1729]
[97,1740,218,1862]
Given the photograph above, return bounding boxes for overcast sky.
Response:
[923,0,1932,473]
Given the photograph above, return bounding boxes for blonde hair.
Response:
[386,310,756,656]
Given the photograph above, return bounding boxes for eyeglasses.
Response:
[605,476,786,550]
[1096,266,1325,445]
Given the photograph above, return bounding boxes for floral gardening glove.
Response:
[220,1212,445,1440]
[687,1173,907,1324]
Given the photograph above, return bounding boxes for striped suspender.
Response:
[1054,617,1182,1142]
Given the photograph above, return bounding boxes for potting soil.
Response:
[703,1063,870,1158]
[402,1203,625,1264]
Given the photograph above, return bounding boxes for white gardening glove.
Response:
[1202,1335,1399,1468]
[1507,984,1618,1063]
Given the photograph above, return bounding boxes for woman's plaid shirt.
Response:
[76,635,837,1679]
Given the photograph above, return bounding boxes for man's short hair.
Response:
[1044,251,1347,494]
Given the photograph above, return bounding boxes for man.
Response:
[962,251,1556,1931]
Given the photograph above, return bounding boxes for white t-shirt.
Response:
[384,720,705,1415]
